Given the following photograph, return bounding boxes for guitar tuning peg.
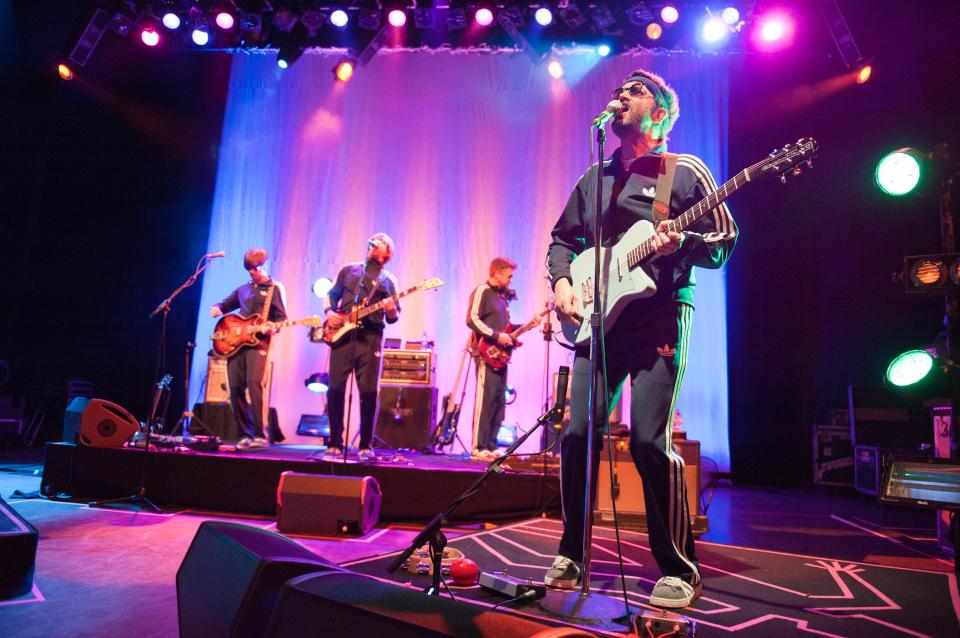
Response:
[806,159,814,167]
[780,174,787,184]
[792,167,802,175]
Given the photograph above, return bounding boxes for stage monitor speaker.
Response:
[176,521,338,638]
[375,385,437,450]
[276,472,381,535]
[0,496,38,600]
[78,399,140,447]
[62,396,90,443]
[264,571,560,638]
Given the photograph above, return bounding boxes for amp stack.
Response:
[375,339,438,450]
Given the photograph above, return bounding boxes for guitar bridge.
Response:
[581,278,593,306]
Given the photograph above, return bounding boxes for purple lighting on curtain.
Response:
[193,51,732,470]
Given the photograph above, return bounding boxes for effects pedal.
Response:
[478,571,547,601]
[634,609,696,637]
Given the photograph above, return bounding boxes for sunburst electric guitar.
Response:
[211,314,324,357]
[561,137,819,346]
[320,277,444,345]
[477,304,554,369]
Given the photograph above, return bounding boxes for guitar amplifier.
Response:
[205,357,273,405]
[375,385,437,450]
[380,349,434,386]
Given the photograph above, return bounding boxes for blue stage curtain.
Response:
[193,50,731,470]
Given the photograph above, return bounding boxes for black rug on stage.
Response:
[345,517,959,637]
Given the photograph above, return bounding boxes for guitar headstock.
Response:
[157,374,173,390]
[303,315,324,327]
[749,137,819,184]
[418,277,445,291]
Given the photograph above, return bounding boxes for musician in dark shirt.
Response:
[322,233,400,461]
[210,248,287,450]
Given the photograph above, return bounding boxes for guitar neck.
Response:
[628,167,750,266]
[510,308,552,339]
[356,285,417,319]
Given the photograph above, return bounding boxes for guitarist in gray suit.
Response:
[543,69,737,608]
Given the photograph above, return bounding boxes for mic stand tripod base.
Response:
[88,486,162,514]
[538,589,628,622]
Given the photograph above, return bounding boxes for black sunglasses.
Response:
[611,83,652,99]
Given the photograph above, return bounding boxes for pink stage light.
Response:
[547,60,564,79]
[753,12,795,51]
[388,9,407,27]
[475,8,494,26]
[661,6,679,24]
[141,28,160,47]
[215,12,235,30]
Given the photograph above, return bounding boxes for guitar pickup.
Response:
[581,278,593,306]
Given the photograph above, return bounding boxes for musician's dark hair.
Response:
[243,248,268,271]
[489,256,517,276]
[368,232,395,256]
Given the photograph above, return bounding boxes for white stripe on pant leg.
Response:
[664,303,698,581]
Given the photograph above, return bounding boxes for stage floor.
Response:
[39,442,561,522]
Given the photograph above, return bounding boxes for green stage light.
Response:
[875,148,923,196]
[885,349,935,388]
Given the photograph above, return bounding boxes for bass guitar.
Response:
[321,277,444,345]
[561,137,819,346]
[433,338,474,449]
[477,304,553,369]
[211,314,323,357]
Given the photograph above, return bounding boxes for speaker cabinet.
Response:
[595,437,707,535]
[0,496,38,600]
[78,399,140,447]
[375,385,437,450]
[205,357,274,406]
[265,571,557,638]
[176,521,338,638]
[277,472,381,535]
[62,396,90,443]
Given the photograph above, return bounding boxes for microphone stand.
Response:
[540,122,626,620]
[387,367,570,597]
[91,253,220,513]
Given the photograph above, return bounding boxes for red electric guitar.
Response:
[477,304,553,369]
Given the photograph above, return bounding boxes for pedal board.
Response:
[634,609,696,637]
[478,571,546,601]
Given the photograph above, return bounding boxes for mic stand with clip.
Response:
[90,253,220,513]
[387,367,570,597]
[539,122,627,621]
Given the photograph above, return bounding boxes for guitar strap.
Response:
[653,152,679,225]
[260,284,276,322]
[362,270,387,307]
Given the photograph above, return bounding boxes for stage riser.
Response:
[40,443,558,521]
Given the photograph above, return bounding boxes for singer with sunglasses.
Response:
[542,69,737,608]
[209,248,288,450]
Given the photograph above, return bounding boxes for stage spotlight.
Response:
[856,63,873,84]
[588,4,618,35]
[547,59,564,79]
[57,63,74,81]
[301,9,327,35]
[273,7,299,32]
[161,12,181,30]
[627,3,654,26]
[597,44,611,56]
[559,4,587,29]
[534,7,553,26]
[191,27,210,46]
[413,7,435,29]
[875,148,924,197]
[474,7,494,27]
[334,58,355,81]
[646,22,663,40]
[358,8,382,30]
[387,9,407,27]
[305,372,330,394]
[447,6,468,29]
[215,11,235,30]
[238,12,262,33]
[140,28,160,47]
[701,15,729,45]
[721,7,740,25]
[312,277,334,299]
[661,5,679,24]
[330,9,349,28]
[277,44,305,69]
[760,19,785,42]
[885,349,939,395]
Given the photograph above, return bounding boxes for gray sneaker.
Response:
[649,576,702,608]
[358,448,376,461]
[544,555,581,589]
[236,437,253,450]
[249,437,269,449]
[322,446,343,460]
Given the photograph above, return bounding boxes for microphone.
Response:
[206,251,226,259]
[553,366,569,424]
[592,100,623,128]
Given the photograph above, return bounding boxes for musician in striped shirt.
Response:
[543,68,737,608]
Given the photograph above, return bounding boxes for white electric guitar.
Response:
[561,138,819,346]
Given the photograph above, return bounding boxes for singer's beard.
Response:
[612,110,655,140]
